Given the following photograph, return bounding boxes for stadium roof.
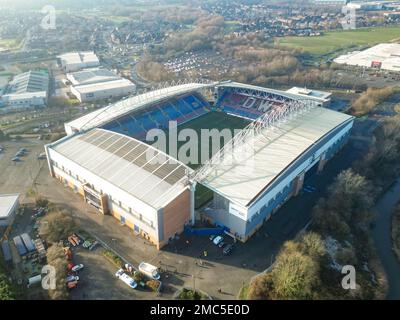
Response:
[65,82,217,132]
[286,87,331,102]
[51,129,193,209]
[199,107,353,207]
[67,68,120,86]
[0,194,19,219]
[217,82,307,101]
[72,78,135,94]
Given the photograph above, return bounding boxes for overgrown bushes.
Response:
[102,250,124,268]
[350,87,397,116]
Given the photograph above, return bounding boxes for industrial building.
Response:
[70,78,136,103]
[66,68,121,86]
[334,43,400,72]
[0,194,20,227]
[0,71,49,109]
[69,73,136,103]
[47,81,354,248]
[57,51,100,72]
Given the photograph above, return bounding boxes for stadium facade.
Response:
[45,81,354,248]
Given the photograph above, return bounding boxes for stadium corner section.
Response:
[44,129,196,250]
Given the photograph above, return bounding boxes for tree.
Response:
[46,243,69,300]
[40,210,76,244]
[0,272,15,300]
[271,250,320,299]
[247,273,274,300]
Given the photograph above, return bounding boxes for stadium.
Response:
[45,80,354,249]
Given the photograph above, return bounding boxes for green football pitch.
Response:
[158,111,251,169]
[153,111,251,208]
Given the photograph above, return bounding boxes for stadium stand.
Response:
[217,91,290,120]
[101,93,210,140]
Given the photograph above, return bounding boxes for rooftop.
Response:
[5,71,49,95]
[333,43,400,72]
[72,78,135,94]
[67,68,121,86]
[58,51,99,66]
[0,194,19,219]
[200,107,353,207]
[51,129,193,209]
[286,87,332,100]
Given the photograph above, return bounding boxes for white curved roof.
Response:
[51,129,193,209]
[65,82,217,133]
[199,107,354,207]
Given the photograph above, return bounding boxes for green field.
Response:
[157,111,251,208]
[162,111,250,168]
[276,26,400,55]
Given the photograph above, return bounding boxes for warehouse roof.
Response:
[199,107,354,207]
[67,69,120,86]
[51,129,193,209]
[65,82,217,132]
[72,78,135,95]
[0,194,19,219]
[333,43,400,72]
[58,51,99,66]
[5,71,49,94]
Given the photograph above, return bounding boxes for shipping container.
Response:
[20,233,36,252]
[1,240,12,262]
[13,235,28,256]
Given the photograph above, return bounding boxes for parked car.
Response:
[11,156,20,162]
[67,280,78,289]
[115,268,138,289]
[71,264,84,272]
[37,152,47,160]
[66,275,79,283]
[213,236,224,246]
[209,235,216,241]
[223,244,234,255]
[139,262,161,280]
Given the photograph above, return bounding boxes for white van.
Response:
[138,262,160,280]
[27,274,42,288]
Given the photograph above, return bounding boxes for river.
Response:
[372,178,400,300]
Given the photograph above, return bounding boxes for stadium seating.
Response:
[101,93,211,141]
[216,91,290,120]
